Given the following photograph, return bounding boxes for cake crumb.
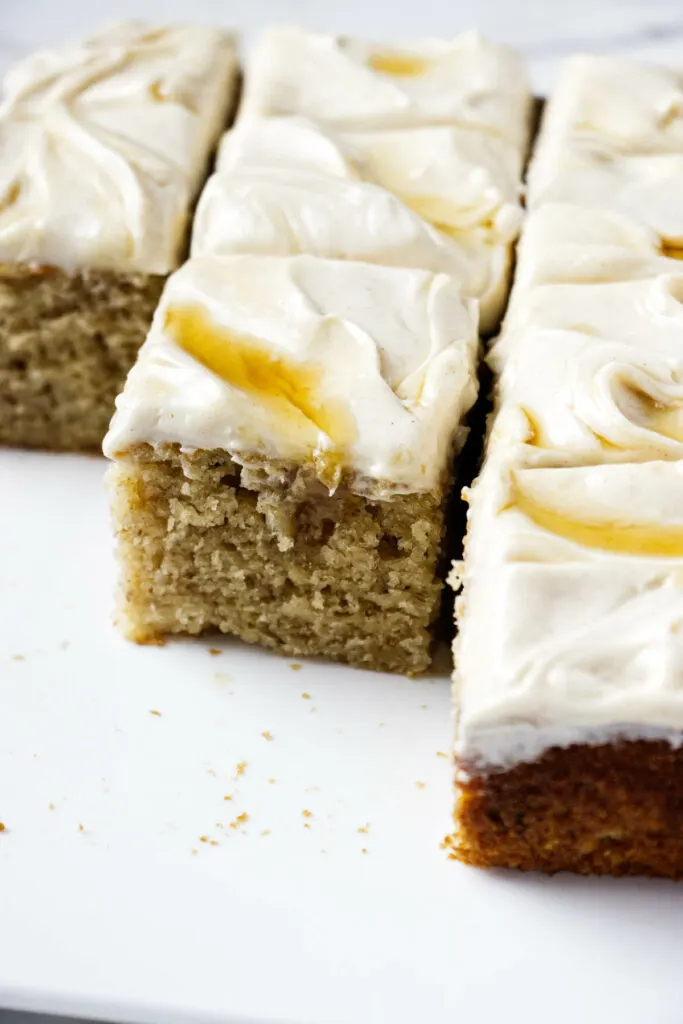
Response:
[420,705,428,710]
[437,751,449,759]
[416,781,426,789]
[149,709,162,717]
[78,824,84,832]
[11,654,24,662]
[223,794,233,801]
[200,835,209,843]
[48,802,56,810]
[235,760,248,777]
[261,829,271,836]
[206,768,217,777]
[362,848,368,854]
[301,692,311,699]
[268,778,276,784]
[230,812,249,830]
[379,722,386,727]
[209,839,219,846]
[302,809,312,818]
[215,823,224,829]
[0,822,6,832]
[290,664,302,672]
[208,648,222,656]
[357,824,370,834]
[191,848,198,855]
[261,730,273,741]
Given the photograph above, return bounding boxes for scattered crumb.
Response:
[191,848,198,856]
[290,664,302,672]
[209,840,219,847]
[357,824,370,834]
[149,710,162,717]
[214,672,233,684]
[206,768,217,777]
[416,781,426,790]
[200,835,209,843]
[436,751,449,759]
[48,802,56,810]
[310,706,318,713]
[304,822,311,829]
[78,824,84,832]
[301,692,311,700]
[215,823,224,829]
[302,809,312,818]
[420,705,428,710]
[230,812,249,830]
[11,654,24,662]
[208,648,222,656]
[362,848,368,855]
[223,795,233,801]
[235,761,248,777]
[378,722,386,727]
[0,822,5,832]
[261,829,271,836]
[261,730,273,741]
[268,778,276,784]
[33,753,38,759]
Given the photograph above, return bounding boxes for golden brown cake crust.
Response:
[0,263,164,451]
[108,444,450,675]
[448,740,683,878]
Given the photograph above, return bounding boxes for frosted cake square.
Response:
[449,457,683,877]
[104,254,479,674]
[0,21,238,450]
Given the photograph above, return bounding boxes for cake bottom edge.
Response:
[448,739,683,878]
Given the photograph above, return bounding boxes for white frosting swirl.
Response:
[240,26,532,144]
[0,21,238,273]
[527,55,683,242]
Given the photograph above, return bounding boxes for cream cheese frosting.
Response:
[196,115,523,334]
[503,271,683,348]
[217,115,525,242]
[103,253,479,496]
[240,27,532,144]
[510,203,683,298]
[454,457,683,771]
[487,326,683,469]
[0,21,238,274]
[527,55,683,243]
[191,166,509,334]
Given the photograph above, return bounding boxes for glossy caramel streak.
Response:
[513,482,683,557]
[622,382,683,444]
[661,240,683,260]
[366,52,430,77]
[164,305,356,448]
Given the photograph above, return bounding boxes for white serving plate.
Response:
[2,448,683,1024]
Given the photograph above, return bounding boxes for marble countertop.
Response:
[2,0,683,90]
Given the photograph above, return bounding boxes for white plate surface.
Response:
[2,449,683,1024]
